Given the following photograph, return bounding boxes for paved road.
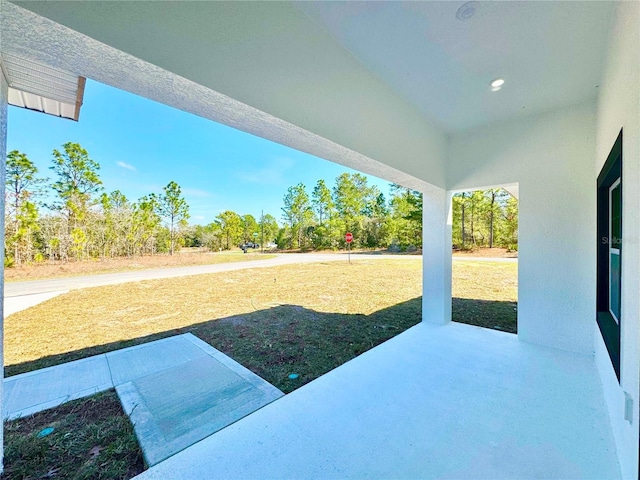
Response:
[3,253,419,298]
[4,252,516,299]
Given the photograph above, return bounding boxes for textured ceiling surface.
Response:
[10,1,615,132]
[298,1,615,131]
[1,1,444,191]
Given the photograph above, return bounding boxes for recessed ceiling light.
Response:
[456,2,478,21]
[490,78,505,91]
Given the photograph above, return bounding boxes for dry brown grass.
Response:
[5,259,422,375]
[452,247,518,258]
[452,261,518,333]
[4,250,274,282]
[452,261,517,301]
[5,259,517,389]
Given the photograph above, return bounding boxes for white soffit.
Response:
[1,52,85,121]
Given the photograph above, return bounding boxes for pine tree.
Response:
[152,181,189,255]
[5,150,46,265]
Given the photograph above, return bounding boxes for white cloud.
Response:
[192,215,206,220]
[117,161,137,171]
[237,157,295,185]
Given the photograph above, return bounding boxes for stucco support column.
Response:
[0,50,8,474]
[422,186,452,325]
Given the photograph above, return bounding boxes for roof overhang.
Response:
[1,52,85,121]
[503,185,519,199]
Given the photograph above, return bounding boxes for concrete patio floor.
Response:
[135,322,621,479]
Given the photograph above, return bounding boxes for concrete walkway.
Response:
[3,290,69,316]
[3,334,283,465]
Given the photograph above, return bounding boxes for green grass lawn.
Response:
[2,390,144,480]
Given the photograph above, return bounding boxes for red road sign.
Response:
[345,232,353,243]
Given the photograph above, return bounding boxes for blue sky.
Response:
[7,80,393,225]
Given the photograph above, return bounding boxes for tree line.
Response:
[269,176,517,252]
[183,175,423,253]
[4,142,518,266]
[273,175,422,251]
[5,143,190,266]
[451,190,518,251]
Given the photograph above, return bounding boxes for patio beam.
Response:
[422,187,452,325]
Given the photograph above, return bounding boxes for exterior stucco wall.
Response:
[594,2,640,478]
[448,102,597,355]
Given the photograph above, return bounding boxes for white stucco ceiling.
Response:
[297,1,615,131]
[8,1,615,134]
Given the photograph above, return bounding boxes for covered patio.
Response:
[135,321,620,479]
[1,1,638,477]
